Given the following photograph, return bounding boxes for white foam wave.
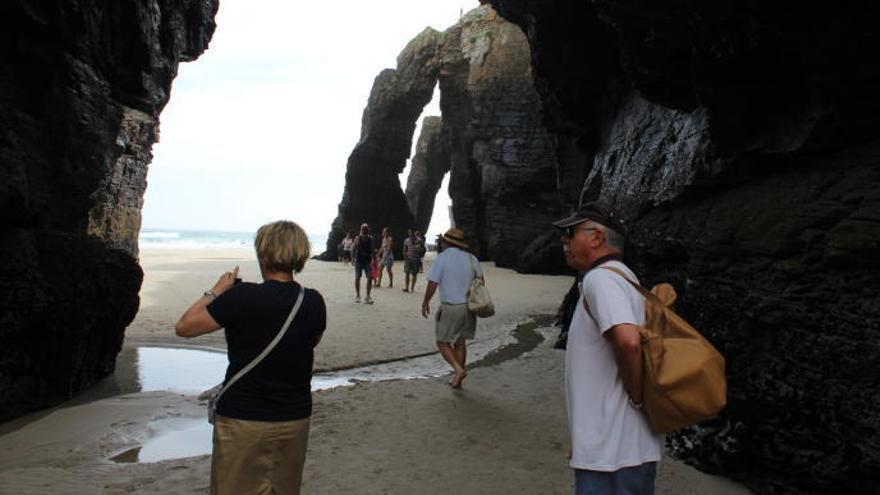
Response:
[139,231,180,239]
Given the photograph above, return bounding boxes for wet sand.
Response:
[0,248,751,494]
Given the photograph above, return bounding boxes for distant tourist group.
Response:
[174,201,684,495]
[340,224,427,304]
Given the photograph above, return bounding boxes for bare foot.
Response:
[450,369,467,389]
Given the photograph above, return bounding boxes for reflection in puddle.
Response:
[106,347,471,464]
[110,418,213,463]
[106,317,546,464]
[137,347,228,393]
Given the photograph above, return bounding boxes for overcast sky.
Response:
[142,1,474,238]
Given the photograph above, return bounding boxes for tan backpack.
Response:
[585,267,727,433]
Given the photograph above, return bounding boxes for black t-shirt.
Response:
[354,234,374,263]
[206,280,326,421]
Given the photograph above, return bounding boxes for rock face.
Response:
[325,5,566,272]
[491,0,880,493]
[0,0,218,421]
[405,116,449,234]
[327,27,442,257]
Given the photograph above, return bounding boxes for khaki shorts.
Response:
[435,302,476,343]
[211,415,310,495]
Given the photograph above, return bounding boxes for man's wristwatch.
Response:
[203,290,217,299]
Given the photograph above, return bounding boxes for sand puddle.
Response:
[99,315,551,463]
[109,418,211,463]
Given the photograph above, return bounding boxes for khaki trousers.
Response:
[211,415,310,495]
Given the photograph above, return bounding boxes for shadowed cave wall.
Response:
[490,1,880,493]
[0,0,219,421]
[1,2,878,494]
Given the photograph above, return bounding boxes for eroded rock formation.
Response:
[0,0,218,421]
[325,5,565,272]
[491,0,880,493]
[326,28,442,256]
[405,116,449,234]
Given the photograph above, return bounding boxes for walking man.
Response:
[553,202,663,495]
[420,228,480,388]
[402,229,425,292]
[352,223,375,304]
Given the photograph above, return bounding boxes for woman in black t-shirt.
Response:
[175,220,326,495]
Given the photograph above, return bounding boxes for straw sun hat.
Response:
[441,228,469,249]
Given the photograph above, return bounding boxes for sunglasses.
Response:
[563,226,599,238]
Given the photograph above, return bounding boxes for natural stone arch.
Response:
[325,5,566,272]
[405,116,450,235]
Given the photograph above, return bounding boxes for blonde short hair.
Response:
[254,220,311,274]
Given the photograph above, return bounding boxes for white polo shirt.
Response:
[427,247,482,304]
[566,260,663,471]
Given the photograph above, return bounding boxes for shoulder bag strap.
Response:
[212,285,306,409]
[469,254,482,281]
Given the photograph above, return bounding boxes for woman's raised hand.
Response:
[211,265,240,296]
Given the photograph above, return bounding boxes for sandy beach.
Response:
[0,247,751,494]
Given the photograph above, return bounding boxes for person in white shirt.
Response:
[420,227,482,389]
[340,233,354,263]
[553,202,663,495]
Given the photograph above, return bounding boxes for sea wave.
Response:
[139,231,180,239]
[138,229,326,250]
[138,239,253,249]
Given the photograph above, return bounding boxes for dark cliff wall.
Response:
[491,0,880,493]
[0,0,218,421]
[439,7,563,272]
[325,28,441,258]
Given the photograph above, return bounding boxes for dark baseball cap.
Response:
[552,201,627,236]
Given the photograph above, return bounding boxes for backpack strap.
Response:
[581,292,598,325]
[580,264,648,325]
[600,266,667,308]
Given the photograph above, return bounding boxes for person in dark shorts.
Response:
[175,220,327,495]
[402,228,425,292]
[352,223,375,304]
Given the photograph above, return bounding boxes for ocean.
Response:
[139,228,328,251]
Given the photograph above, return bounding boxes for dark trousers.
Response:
[574,462,657,495]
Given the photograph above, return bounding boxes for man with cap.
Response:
[553,201,663,495]
[420,227,482,388]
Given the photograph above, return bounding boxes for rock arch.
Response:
[324,5,566,273]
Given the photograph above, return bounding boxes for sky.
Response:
[142,1,475,238]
